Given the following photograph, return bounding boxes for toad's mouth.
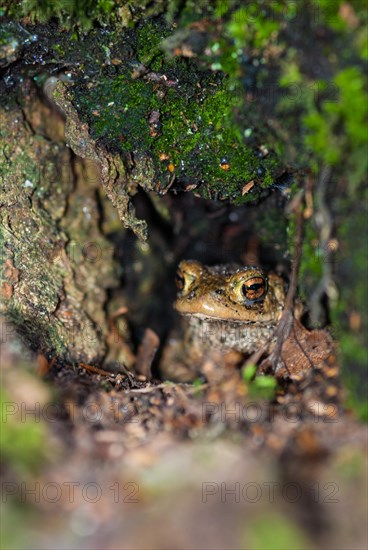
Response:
[180,311,278,325]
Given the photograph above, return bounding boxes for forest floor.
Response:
[1,331,367,550]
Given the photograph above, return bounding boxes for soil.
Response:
[1,331,367,550]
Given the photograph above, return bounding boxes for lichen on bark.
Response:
[52,80,149,240]
[0,84,116,364]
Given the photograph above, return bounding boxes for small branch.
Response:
[309,165,338,325]
[269,182,305,371]
[79,363,118,377]
[244,182,306,373]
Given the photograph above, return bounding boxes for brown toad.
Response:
[174,260,286,355]
[159,260,334,383]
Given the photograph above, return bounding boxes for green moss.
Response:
[298,222,324,303]
[338,332,368,421]
[81,75,155,150]
[0,388,48,474]
[6,303,67,359]
[245,514,309,550]
[228,5,280,50]
[136,19,172,67]
[3,0,116,30]
[270,2,368,417]
[151,87,259,199]
[329,188,368,420]
[71,19,284,203]
[304,67,367,190]
[2,8,288,203]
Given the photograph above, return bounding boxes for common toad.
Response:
[174,260,286,354]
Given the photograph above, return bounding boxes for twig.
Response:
[244,182,306,373]
[269,183,305,371]
[79,362,118,377]
[309,165,338,325]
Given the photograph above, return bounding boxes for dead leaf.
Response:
[135,328,160,379]
[242,180,254,195]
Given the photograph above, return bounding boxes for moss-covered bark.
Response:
[0,83,116,364]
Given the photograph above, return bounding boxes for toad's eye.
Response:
[230,269,268,305]
[242,276,267,302]
[175,261,202,295]
[175,270,185,290]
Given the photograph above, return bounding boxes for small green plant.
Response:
[0,389,48,474]
[242,364,277,400]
